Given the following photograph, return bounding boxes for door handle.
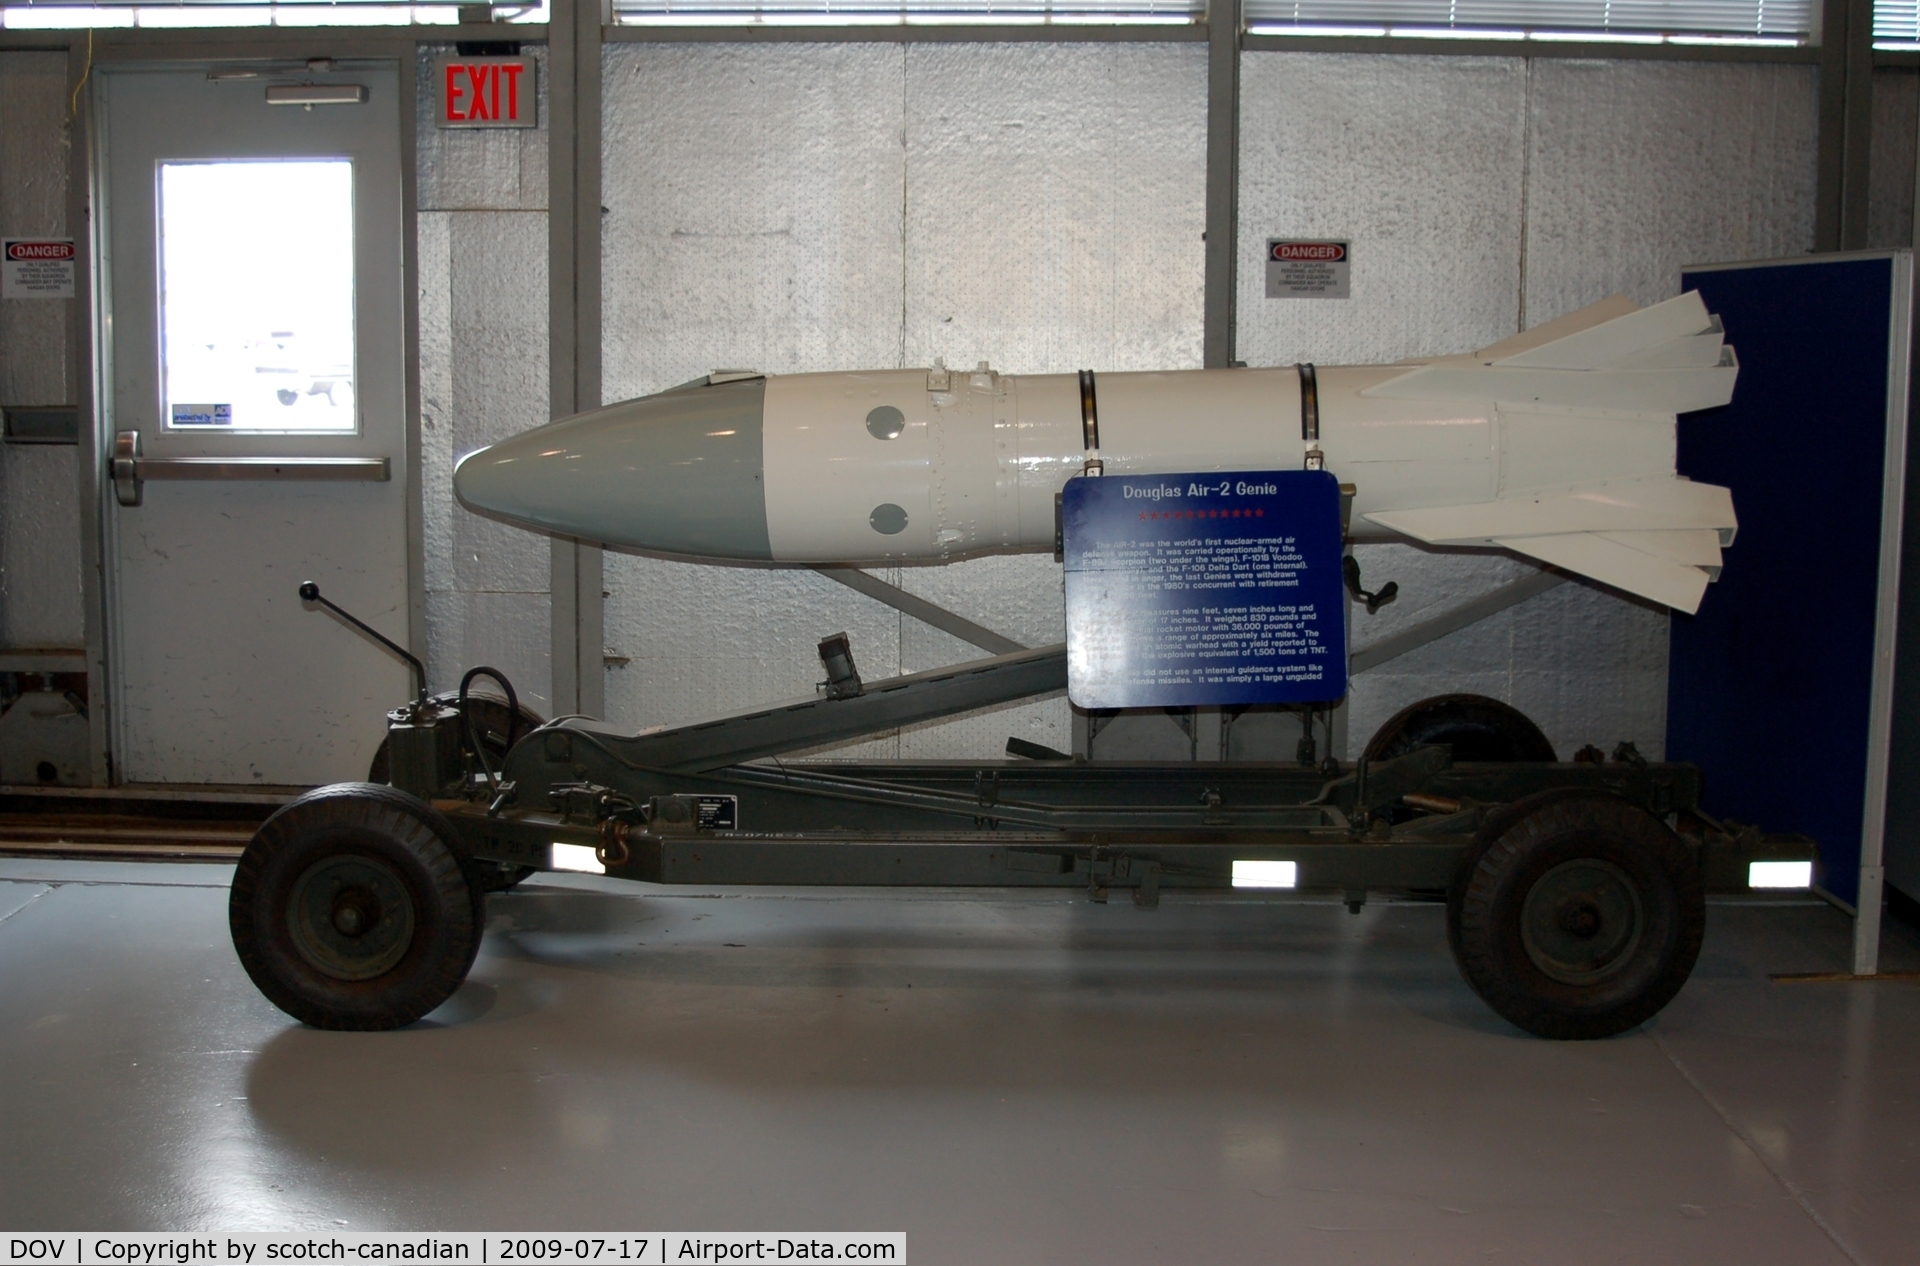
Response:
[111,430,389,507]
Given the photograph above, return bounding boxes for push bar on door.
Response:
[112,430,390,507]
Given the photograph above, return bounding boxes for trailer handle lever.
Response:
[298,580,427,706]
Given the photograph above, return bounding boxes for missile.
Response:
[455,291,1738,613]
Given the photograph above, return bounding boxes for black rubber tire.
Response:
[1447,788,1704,1040]
[366,691,544,786]
[1364,693,1557,764]
[230,783,486,1030]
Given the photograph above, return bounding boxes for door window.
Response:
[158,158,357,432]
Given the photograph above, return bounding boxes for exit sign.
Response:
[436,56,536,129]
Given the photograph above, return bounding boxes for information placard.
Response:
[2,238,76,298]
[1265,238,1350,299]
[1062,469,1347,709]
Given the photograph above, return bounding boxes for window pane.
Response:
[159,159,357,433]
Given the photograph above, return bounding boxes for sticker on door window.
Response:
[170,403,232,427]
[158,159,357,433]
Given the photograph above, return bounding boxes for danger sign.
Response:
[1266,238,1350,300]
[436,56,536,129]
[2,239,76,299]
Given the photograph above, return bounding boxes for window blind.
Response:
[1878,0,1919,46]
[1243,0,1812,37]
[0,0,549,28]
[608,0,1203,23]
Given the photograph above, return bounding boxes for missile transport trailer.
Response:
[230,590,1813,1042]
[228,292,1811,1040]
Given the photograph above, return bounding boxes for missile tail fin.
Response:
[1496,532,1712,614]
[1471,294,1641,362]
[1364,478,1737,543]
[1594,528,1725,578]
[1490,292,1715,370]
[1364,479,1735,612]
[1368,290,1734,413]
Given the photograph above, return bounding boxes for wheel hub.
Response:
[330,887,379,936]
[288,853,416,981]
[1520,858,1644,986]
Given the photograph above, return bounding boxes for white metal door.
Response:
[99,66,410,786]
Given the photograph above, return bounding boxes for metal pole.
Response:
[1853,252,1914,976]
[1814,0,1873,252]
[1203,0,1241,370]
[69,37,111,786]
[812,568,1026,656]
[1842,0,1874,251]
[399,47,429,675]
[549,0,607,718]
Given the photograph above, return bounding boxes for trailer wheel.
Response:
[1364,693,1556,764]
[1448,789,1703,1040]
[230,783,485,1030]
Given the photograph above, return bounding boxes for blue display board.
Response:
[1671,255,1906,907]
[1062,469,1348,709]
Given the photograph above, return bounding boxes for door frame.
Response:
[80,42,425,787]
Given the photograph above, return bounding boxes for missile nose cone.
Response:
[454,376,771,560]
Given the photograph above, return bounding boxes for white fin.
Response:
[1493,292,1715,369]
[1603,318,1725,371]
[1471,295,1641,362]
[1363,478,1737,543]
[1361,355,1736,413]
[1595,528,1724,577]
[1363,291,1734,413]
[1497,532,1712,613]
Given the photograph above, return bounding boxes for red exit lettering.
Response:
[439,57,534,129]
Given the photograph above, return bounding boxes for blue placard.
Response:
[1062,469,1348,709]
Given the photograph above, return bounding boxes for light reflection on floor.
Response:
[2,859,1918,1264]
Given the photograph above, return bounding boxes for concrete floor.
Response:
[2,859,1918,1264]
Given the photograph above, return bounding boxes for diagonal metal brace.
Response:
[572,643,1068,773]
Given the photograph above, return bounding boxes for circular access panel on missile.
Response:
[866,405,906,440]
[870,503,909,535]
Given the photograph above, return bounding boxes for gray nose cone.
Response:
[454,377,771,561]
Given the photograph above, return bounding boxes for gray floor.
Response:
[2,859,1918,1264]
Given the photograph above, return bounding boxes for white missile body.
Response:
[455,291,1738,613]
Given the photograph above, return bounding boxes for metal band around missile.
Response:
[1297,363,1319,442]
[1078,370,1100,451]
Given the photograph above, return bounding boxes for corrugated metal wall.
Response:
[417,44,555,716]
[584,45,1820,761]
[1872,67,1917,250]
[597,41,1206,758]
[0,42,1856,767]
[1242,54,1819,762]
[0,52,84,652]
